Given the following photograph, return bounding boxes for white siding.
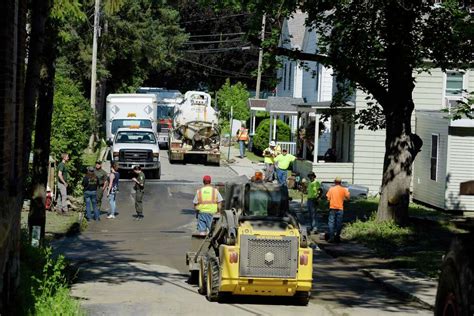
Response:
[294,64,304,98]
[446,128,474,211]
[293,160,354,183]
[313,163,354,183]
[319,66,333,101]
[412,112,449,209]
[351,90,386,194]
[413,69,445,111]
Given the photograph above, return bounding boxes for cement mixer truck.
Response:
[168,91,220,165]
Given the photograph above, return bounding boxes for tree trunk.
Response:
[376,1,423,225]
[22,0,52,190]
[27,18,58,245]
[376,104,422,225]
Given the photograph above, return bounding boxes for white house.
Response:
[274,12,474,212]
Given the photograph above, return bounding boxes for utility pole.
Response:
[88,0,100,151]
[255,13,266,99]
[91,0,100,112]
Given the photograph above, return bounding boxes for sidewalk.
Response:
[221,145,265,179]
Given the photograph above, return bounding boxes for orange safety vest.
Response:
[196,186,219,213]
[238,128,249,141]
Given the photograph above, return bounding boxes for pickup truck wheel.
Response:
[152,168,161,179]
[198,256,208,295]
[206,256,220,302]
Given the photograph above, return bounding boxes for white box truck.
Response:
[105,94,157,141]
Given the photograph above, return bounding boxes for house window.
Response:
[430,134,439,181]
[283,64,287,91]
[288,63,293,91]
[445,71,464,96]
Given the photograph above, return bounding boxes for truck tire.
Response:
[206,256,220,302]
[435,234,474,316]
[294,291,310,306]
[198,256,208,295]
[153,168,161,180]
[189,270,199,285]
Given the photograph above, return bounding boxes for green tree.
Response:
[217,79,251,121]
[50,60,94,189]
[253,119,290,154]
[215,0,473,224]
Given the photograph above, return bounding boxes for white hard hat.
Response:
[269,141,276,146]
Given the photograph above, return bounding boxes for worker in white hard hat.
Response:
[263,140,281,182]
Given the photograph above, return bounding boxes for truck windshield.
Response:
[157,106,174,120]
[115,131,156,144]
[157,91,182,100]
[244,183,283,217]
[112,119,152,134]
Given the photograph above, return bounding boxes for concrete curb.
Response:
[361,268,435,310]
[313,237,436,311]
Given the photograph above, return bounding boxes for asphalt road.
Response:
[54,152,431,315]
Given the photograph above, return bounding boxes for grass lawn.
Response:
[81,139,106,167]
[21,211,80,238]
[339,197,463,278]
[246,151,264,163]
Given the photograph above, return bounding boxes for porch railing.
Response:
[278,141,297,155]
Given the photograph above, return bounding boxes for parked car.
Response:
[320,181,369,199]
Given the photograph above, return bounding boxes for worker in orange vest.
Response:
[326,176,350,243]
[236,123,249,158]
[193,175,223,235]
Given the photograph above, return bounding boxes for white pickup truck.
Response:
[110,127,161,179]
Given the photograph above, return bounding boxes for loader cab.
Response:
[224,181,288,218]
[244,182,285,217]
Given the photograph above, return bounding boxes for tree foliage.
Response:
[58,0,187,96]
[217,79,250,121]
[214,0,473,223]
[50,59,94,190]
[253,119,290,154]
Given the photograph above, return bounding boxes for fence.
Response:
[278,142,297,155]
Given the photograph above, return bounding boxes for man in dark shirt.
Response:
[94,161,108,213]
[132,166,146,220]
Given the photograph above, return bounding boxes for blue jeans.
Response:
[84,191,99,220]
[328,209,344,239]
[108,192,117,216]
[239,140,246,157]
[276,168,288,186]
[307,199,318,231]
[197,212,214,233]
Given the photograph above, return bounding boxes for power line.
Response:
[178,57,254,78]
[181,13,252,25]
[188,32,246,38]
[183,39,245,45]
[181,46,252,53]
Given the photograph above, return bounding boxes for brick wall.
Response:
[0,0,27,311]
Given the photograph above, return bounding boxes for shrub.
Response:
[18,232,83,315]
[253,118,291,153]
